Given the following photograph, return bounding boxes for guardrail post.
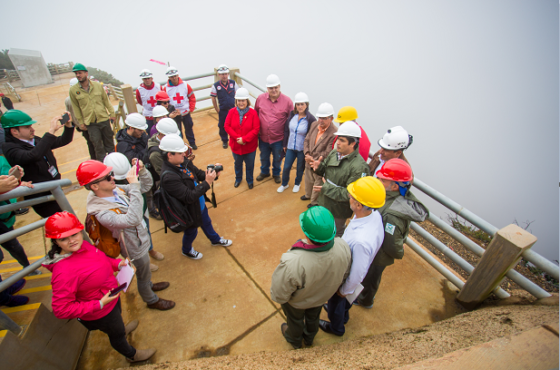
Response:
[229,68,241,86]
[0,310,22,335]
[213,67,219,83]
[457,224,538,309]
[120,84,137,114]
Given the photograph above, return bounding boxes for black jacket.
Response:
[1,97,13,110]
[160,159,209,228]
[115,129,148,163]
[3,127,74,184]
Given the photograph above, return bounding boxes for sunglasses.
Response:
[92,172,114,184]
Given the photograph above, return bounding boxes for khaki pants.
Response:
[304,164,323,205]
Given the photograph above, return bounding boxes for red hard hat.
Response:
[0,93,4,97]
[45,211,84,239]
[376,158,413,182]
[155,91,170,101]
[76,160,112,186]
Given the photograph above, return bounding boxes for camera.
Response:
[207,164,223,173]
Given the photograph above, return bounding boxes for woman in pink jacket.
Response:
[224,88,260,189]
[42,211,155,363]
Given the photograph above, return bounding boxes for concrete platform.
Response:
[3,79,466,368]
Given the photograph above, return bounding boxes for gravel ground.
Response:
[118,302,558,370]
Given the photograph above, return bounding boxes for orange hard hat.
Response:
[45,211,84,239]
[76,160,112,186]
[376,158,413,182]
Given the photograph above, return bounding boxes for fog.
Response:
[3,0,558,262]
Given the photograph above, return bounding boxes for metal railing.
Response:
[3,82,21,102]
[0,179,80,335]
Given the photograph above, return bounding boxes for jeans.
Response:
[281,303,322,348]
[281,149,305,187]
[131,253,158,305]
[87,120,115,162]
[326,292,352,335]
[178,114,196,146]
[182,206,220,254]
[358,264,387,306]
[146,119,154,136]
[259,139,283,177]
[218,109,231,143]
[78,300,136,359]
[232,151,256,184]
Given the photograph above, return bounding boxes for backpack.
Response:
[143,145,161,182]
[153,171,194,233]
[85,209,123,258]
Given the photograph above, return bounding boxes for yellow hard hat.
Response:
[347,176,386,208]
[334,106,358,123]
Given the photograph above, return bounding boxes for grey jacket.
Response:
[86,169,153,261]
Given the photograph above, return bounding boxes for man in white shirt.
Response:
[319,177,386,336]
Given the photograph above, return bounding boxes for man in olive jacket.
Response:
[310,121,370,236]
[271,206,351,349]
[355,159,428,308]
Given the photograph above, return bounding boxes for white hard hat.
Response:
[89,76,95,80]
[152,105,169,118]
[235,88,250,100]
[156,118,181,136]
[334,120,361,138]
[125,113,148,130]
[265,74,281,87]
[69,78,79,87]
[140,69,153,78]
[378,126,412,150]
[217,64,229,74]
[103,152,131,180]
[159,134,189,153]
[166,66,179,77]
[294,92,309,103]
[316,103,335,118]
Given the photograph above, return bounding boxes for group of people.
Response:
[0,64,432,361]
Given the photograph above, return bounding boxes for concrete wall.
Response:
[8,48,53,88]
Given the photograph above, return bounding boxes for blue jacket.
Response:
[212,80,236,109]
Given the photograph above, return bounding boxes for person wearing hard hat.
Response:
[69,63,115,162]
[270,206,351,349]
[254,74,294,184]
[332,106,372,162]
[146,118,184,178]
[302,103,338,207]
[79,159,175,311]
[224,88,260,189]
[162,67,198,149]
[148,105,170,137]
[155,90,182,131]
[319,177,385,337]
[0,93,14,111]
[277,92,316,194]
[65,77,96,160]
[309,120,370,236]
[1,110,74,218]
[116,113,149,164]
[369,126,414,179]
[135,69,161,134]
[211,64,239,149]
[159,134,232,260]
[104,153,165,268]
[355,159,427,309]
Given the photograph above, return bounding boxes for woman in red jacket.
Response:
[42,211,155,363]
[224,88,260,189]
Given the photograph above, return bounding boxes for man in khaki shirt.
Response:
[69,63,115,161]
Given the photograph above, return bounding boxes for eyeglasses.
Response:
[161,101,169,105]
[92,172,114,184]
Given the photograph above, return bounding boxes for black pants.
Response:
[0,223,31,268]
[87,120,115,162]
[81,130,97,160]
[218,108,231,143]
[24,192,62,219]
[358,264,387,306]
[178,114,196,146]
[281,303,322,348]
[78,300,136,359]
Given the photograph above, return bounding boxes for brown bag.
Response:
[85,209,123,258]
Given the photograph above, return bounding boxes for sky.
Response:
[2,0,559,263]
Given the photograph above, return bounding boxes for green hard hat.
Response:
[72,63,88,72]
[0,110,36,129]
[299,206,336,243]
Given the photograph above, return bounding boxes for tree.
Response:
[0,50,15,70]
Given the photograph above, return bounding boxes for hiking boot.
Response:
[273,176,281,184]
[277,185,289,193]
[222,142,228,149]
[211,238,232,247]
[127,348,156,363]
[150,263,159,272]
[152,282,170,292]
[256,173,270,181]
[147,298,175,311]
[191,144,198,150]
[8,279,26,295]
[149,250,165,261]
[125,319,139,335]
[5,295,29,307]
[182,249,203,260]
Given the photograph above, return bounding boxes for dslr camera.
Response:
[207,164,224,173]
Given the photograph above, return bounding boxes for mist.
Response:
[3,0,558,262]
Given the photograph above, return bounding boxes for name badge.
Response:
[48,165,59,178]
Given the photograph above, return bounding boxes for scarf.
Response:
[236,106,249,125]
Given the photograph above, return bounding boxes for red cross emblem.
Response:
[146,96,157,107]
[173,92,185,104]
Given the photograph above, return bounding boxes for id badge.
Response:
[48,165,59,177]
[141,218,147,229]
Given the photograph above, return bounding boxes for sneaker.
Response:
[191,144,198,150]
[149,263,159,272]
[256,173,270,181]
[127,348,156,363]
[14,208,29,216]
[277,185,289,193]
[28,270,42,276]
[5,295,29,307]
[292,185,300,193]
[300,195,310,201]
[149,209,163,221]
[8,279,26,295]
[352,298,374,309]
[211,238,232,247]
[182,249,203,260]
[222,142,228,149]
[149,250,165,261]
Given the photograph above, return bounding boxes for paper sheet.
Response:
[116,264,135,293]
[346,283,364,304]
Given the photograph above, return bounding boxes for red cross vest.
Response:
[167,82,192,115]
[138,83,161,118]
